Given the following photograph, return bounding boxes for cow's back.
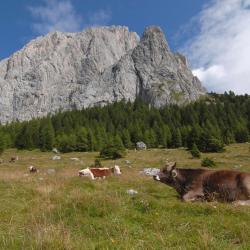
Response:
[90,168,111,177]
[203,170,250,201]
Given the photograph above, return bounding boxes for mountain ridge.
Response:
[0,25,206,123]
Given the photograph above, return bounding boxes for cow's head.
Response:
[112,165,122,175]
[78,168,95,180]
[153,161,178,185]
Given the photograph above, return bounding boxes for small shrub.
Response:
[100,146,126,159]
[100,135,126,159]
[190,143,201,158]
[201,157,216,168]
[94,159,102,167]
[206,138,225,152]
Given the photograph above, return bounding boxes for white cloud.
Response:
[28,0,111,34]
[183,0,250,94]
[88,9,112,26]
[28,0,82,34]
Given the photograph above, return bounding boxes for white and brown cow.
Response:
[79,165,121,180]
[154,161,250,206]
[29,166,38,173]
[10,156,19,163]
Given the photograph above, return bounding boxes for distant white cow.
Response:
[79,165,121,180]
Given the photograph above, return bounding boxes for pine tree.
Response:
[172,128,182,148]
[234,126,249,143]
[75,127,88,151]
[163,125,172,148]
[113,134,126,158]
[56,134,76,153]
[15,123,34,149]
[100,134,126,159]
[144,129,157,148]
[87,129,95,151]
[121,129,132,149]
[190,143,201,158]
[0,131,7,155]
[39,119,55,151]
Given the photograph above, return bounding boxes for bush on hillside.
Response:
[201,157,216,168]
[190,143,201,158]
[94,159,102,167]
[100,135,126,159]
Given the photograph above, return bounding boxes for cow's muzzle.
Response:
[153,175,160,181]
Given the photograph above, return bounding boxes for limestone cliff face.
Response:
[0,26,205,123]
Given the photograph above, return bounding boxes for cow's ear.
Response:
[166,161,176,171]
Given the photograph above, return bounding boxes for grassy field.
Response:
[0,144,249,249]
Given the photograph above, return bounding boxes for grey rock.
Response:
[47,168,56,174]
[127,189,138,195]
[136,141,147,150]
[0,26,206,123]
[52,155,61,160]
[52,148,59,154]
[142,168,160,176]
[70,157,80,161]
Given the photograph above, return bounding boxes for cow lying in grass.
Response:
[153,161,250,206]
[10,156,18,163]
[29,166,37,173]
[79,165,121,180]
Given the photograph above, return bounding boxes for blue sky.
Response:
[0,0,205,59]
[1,0,250,94]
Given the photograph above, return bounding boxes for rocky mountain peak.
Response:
[0,26,206,123]
[141,26,170,51]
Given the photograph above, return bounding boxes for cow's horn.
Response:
[172,169,178,178]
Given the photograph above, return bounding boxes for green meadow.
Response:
[0,143,249,249]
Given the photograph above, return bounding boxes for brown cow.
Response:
[153,161,250,205]
[9,156,18,163]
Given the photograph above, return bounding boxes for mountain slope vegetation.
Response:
[0,92,249,154]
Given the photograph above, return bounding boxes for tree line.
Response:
[0,92,249,155]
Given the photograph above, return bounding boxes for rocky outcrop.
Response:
[0,26,206,123]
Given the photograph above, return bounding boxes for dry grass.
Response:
[0,144,249,249]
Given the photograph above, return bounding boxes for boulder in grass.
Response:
[70,157,80,161]
[52,148,59,154]
[142,168,160,176]
[52,155,61,160]
[136,141,147,150]
[47,168,56,174]
[127,189,138,195]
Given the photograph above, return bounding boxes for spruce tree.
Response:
[76,127,88,151]
[121,129,132,149]
[57,134,76,153]
[100,134,126,159]
[172,128,182,148]
[39,119,55,151]
[0,131,7,155]
[87,129,95,151]
[190,143,201,158]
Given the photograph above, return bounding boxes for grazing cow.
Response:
[10,156,18,163]
[153,161,250,205]
[79,165,121,180]
[29,166,37,173]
